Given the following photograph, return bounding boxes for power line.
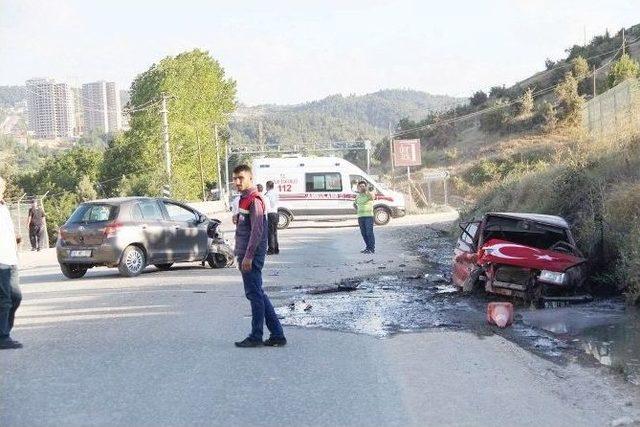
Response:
[392,37,635,138]
[513,33,640,88]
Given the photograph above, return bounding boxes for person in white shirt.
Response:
[264,181,280,255]
[256,184,272,213]
[0,176,23,349]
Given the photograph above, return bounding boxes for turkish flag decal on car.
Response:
[478,239,585,272]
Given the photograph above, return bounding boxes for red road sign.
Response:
[393,139,421,167]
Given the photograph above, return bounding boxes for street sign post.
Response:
[393,139,421,180]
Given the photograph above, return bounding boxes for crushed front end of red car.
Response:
[453,212,591,307]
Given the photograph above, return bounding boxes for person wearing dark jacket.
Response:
[27,200,45,251]
[232,165,286,348]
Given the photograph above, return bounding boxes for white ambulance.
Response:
[252,156,406,228]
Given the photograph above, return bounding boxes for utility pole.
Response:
[593,64,597,98]
[258,120,264,152]
[195,127,206,201]
[364,140,371,174]
[388,122,395,177]
[622,28,626,55]
[160,93,172,196]
[224,143,230,199]
[214,123,222,199]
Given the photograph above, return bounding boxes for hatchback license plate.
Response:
[70,250,91,257]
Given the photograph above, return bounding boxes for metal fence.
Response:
[6,197,50,252]
[391,169,450,211]
[582,78,640,138]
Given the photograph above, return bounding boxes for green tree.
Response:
[538,101,558,132]
[608,53,640,88]
[101,49,237,200]
[17,147,103,243]
[480,99,510,133]
[517,88,535,117]
[76,175,98,201]
[555,72,584,127]
[18,147,103,195]
[545,58,556,70]
[571,56,590,81]
[469,91,488,107]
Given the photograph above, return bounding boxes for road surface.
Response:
[2,212,639,426]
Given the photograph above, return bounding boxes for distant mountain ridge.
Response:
[230,89,466,147]
[0,86,26,108]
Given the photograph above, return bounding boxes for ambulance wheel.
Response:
[277,211,291,229]
[374,207,391,225]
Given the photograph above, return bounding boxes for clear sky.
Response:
[0,0,638,105]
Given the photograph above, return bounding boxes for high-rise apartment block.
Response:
[82,81,122,134]
[25,78,76,139]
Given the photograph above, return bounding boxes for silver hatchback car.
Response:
[56,197,218,278]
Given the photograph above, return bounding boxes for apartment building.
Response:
[82,81,122,134]
[25,78,76,139]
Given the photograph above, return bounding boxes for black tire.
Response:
[118,245,146,277]
[60,263,88,279]
[277,210,291,229]
[207,253,228,269]
[373,206,391,226]
[154,263,174,271]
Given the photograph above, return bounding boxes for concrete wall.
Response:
[582,78,640,138]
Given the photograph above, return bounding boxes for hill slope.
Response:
[230,89,465,148]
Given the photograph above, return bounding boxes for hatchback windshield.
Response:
[67,204,118,224]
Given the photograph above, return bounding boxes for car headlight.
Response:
[538,270,566,285]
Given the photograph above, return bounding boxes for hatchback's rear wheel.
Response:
[118,245,146,277]
[60,263,88,279]
[154,263,174,271]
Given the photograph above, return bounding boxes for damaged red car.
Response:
[452,212,590,307]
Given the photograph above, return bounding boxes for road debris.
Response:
[288,300,312,311]
[487,302,514,328]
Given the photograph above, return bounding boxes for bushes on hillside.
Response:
[538,101,558,132]
[464,135,640,299]
[479,100,510,132]
[571,56,590,82]
[469,91,488,107]
[462,149,551,187]
[608,53,640,88]
[555,72,584,127]
[517,88,535,117]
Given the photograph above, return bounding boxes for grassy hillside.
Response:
[0,86,26,107]
[406,23,640,302]
[230,89,465,148]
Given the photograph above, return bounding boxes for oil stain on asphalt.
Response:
[273,228,640,385]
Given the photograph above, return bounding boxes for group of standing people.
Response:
[0,167,378,351]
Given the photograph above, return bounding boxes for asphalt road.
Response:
[2,212,639,427]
